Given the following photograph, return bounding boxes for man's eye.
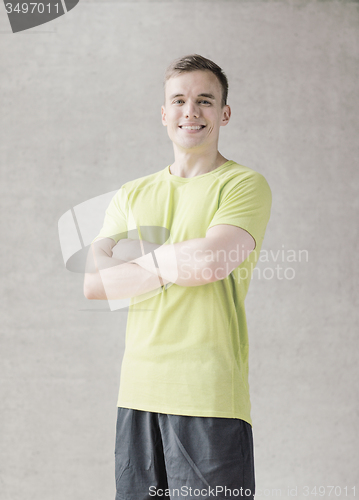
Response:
[173,99,184,104]
[199,100,211,105]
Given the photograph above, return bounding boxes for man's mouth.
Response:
[179,125,206,130]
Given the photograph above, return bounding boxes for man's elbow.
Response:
[83,274,102,300]
[84,285,94,300]
[210,263,228,282]
[207,248,256,283]
[192,261,227,285]
[204,261,238,283]
[83,276,94,300]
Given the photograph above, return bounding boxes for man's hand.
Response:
[111,238,143,262]
[112,238,162,264]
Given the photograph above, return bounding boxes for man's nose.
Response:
[184,100,199,118]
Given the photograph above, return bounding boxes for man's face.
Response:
[161,70,231,154]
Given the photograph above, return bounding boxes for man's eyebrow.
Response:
[169,93,184,100]
[198,93,216,100]
[169,93,216,100]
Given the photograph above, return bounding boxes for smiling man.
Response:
[84,54,272,500]
[162,68,230,177]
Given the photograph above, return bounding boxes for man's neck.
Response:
[169,150,229,179]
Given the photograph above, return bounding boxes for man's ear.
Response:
[161,105,167,127]
[220,105,231,126]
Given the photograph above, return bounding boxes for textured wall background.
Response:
[1,1,358,499]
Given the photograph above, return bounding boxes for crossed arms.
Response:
[83,224,256,300]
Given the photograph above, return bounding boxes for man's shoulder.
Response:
[217,161,270,188]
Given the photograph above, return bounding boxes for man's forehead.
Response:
[165,70,221,98]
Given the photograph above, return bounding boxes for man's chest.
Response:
[126,182,221,241]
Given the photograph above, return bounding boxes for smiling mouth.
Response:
[179,125,206,130]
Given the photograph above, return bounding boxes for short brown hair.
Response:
[163,54,229,107]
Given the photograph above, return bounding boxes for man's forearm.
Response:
[129,237,221,287]
[84,253,171,300]
[85,234,228,300]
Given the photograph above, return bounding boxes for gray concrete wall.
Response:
[1,1,358,499]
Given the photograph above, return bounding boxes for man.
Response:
[84,54,272,500]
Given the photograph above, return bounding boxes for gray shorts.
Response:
[114,407,255,500]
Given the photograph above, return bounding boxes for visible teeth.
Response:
[181,126,203,130]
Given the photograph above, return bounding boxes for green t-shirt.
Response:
[95,160,272,424]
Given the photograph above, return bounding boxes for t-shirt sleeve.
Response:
[92,186,129,244]
[207,172,272,250]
